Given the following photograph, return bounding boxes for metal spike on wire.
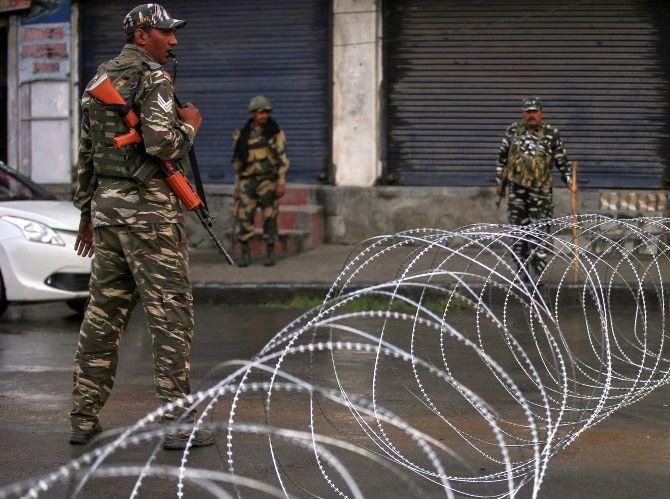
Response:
[571,161,579,284]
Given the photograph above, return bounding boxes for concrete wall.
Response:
[332,0,382,187]
[317,185,600,244]
[29,81,71,183]
[184,185,605,248]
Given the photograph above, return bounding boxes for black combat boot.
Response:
[70,424,102,445]
[264,243,275,267]
[163,428,216,450]
[238,243,250,267]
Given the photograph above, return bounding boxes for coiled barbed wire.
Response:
[2,215,669,498]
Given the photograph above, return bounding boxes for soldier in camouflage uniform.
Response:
[496,96,578,278]
[70,4,213,450]
[232,95,290,267]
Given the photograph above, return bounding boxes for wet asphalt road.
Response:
[0,300,669,498]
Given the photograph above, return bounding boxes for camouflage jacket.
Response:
[496,121,571,192]
[74,44,196,226]
[231,127,289,188]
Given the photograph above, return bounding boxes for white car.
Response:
[0,161,91,316]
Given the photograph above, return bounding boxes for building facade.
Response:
[1,0,669,243]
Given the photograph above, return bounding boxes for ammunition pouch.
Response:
[131,159,161,185]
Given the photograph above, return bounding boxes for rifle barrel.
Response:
[196,209,235,265]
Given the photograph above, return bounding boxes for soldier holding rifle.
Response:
[70,4,213,450]
[496,96,578,279]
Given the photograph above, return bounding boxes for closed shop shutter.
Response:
[79,0,330,183]
[384,0,670,188]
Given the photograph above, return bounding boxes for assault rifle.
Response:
[86,73,234,265]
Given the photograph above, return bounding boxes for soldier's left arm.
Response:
[138,69,195,162]
[551,127,572,184]
[73,97,95,257]
[272,130,290,186]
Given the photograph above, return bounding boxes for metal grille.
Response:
[79,0,331,183]
[384,0,670,188]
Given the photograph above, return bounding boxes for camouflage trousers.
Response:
[71,223,194,432]
[236,176,279,244]
[507,183,553,275]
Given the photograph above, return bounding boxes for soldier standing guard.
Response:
[496,96,578,280]
[232,95,290,267]
[70,4,214,450]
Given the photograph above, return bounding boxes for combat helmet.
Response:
[248,95,273,112]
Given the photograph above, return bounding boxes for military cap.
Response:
[522,96,542,111]
[123,4,186,35]
[248,95,273,112]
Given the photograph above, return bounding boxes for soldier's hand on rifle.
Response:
[177,102,202,133]
[276,184,286,199]
[567,181,578,194]
[74,220,94,258]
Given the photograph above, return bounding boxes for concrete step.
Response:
[232,229,312,256]
[253,204,324,232]
[223,184,324,257]
[279,184,318,206]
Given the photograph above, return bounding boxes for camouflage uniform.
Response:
[496,120,572,275]
[71,43,196,432]
[232,125,289,245]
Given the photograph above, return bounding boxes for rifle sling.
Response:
[173,92,208,211]
[187,147,208,211]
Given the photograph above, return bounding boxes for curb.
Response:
[192,282,667,306]
[192,282,335,304]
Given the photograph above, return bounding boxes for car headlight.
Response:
[1,215,65,246]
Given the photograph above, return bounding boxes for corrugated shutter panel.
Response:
[384,0,670,188]
[0,27,7,164]
[80,0,330,183]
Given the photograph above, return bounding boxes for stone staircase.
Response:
[231,184,325,256]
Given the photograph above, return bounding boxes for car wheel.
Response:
[0,271,8,318]
[66,298,88,316]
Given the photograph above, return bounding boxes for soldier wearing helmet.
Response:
[232,95,290,267]
[495,96,578,280]
[70,3,213,450]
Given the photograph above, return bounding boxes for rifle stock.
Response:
[87,74,142,149]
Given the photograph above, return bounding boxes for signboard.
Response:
[0,0,31,14]
[18,0,70,83]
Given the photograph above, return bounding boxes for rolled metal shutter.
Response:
[79,0,330,183]
[0,27,7,164]
[384,0,670,188]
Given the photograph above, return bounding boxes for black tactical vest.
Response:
[505,122,554,191]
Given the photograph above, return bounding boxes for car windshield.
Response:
[0,163,56,201]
